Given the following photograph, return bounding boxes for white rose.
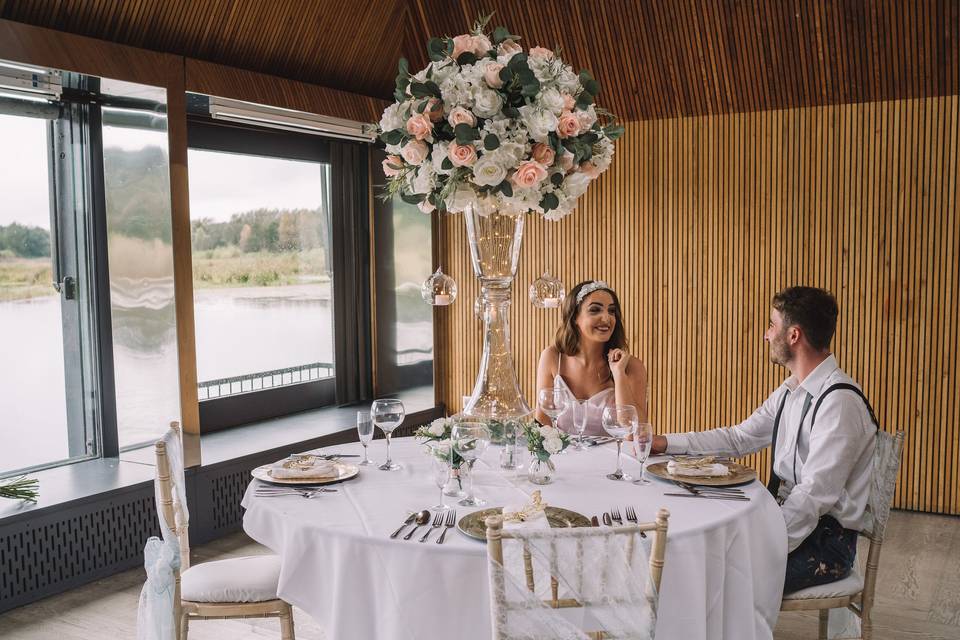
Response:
[563,172,591,198]
[519,105,558,142]
[471,155,508,187]
[472,88,504,119]
[428,418,447,437]
[430,142,452,175]
[543,437,562,454]
[411,164,436,194]
[379,102,407,132]
[539,425,559,439]
[539,88,565,115]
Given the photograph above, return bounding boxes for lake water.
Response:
[0,286,431,474]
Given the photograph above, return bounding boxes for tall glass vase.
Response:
[462,205,532,420]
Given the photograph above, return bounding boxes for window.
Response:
[187,114,343,429]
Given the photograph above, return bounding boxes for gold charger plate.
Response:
[457,506,591,541]
[646,461,756,487]
[251,460,359,486]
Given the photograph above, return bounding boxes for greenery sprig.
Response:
[0,475,39,502]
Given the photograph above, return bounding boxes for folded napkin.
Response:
[269,455,339,480]
[502,490,550,530]
[667,457,729,477]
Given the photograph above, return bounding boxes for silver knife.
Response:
[663,492,750,501]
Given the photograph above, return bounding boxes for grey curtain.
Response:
[329,140,372,405]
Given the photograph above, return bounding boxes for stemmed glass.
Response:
[601,405,638,481]
[569,399,588,450]
[632,422,653,485]
[538,387,568,434]
[371,398,405,471]
[452,421,490,506]
[429,449,453,511]
[356,411,374,465]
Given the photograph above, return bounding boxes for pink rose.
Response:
[400,140,429,166]
[556,111,582,139]
[425,98,443,123]
[557,150,575,172]
[498,39,522,57]
[382,154,404,177]
[472,34,492,55]
[531,143,556,167]
[511,161,549,189]
[447,106,476,128]
[529,46,554,59]
[579,161,602,179]
[452,34,474,59]
[406,113,433,141]
[484,62,506,88]
[561,93,576,111]
[448,142,477,167]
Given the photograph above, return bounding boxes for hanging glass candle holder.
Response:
[421,267,457,306]
[529,270,565,309]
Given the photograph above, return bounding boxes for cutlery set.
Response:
[391,509,457,543]
[663,480,750,501]
[596,506,646,537]
[254,486,338,499]
[582,436,616,447]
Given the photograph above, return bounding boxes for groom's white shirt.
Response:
[665,355,875,551]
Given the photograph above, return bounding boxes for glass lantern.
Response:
[421,268,457,306]
[529,270,565,309]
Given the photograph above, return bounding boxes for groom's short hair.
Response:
[772,287,838,351]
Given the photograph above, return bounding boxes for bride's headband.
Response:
[575,280,612,305]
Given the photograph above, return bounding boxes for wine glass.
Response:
[356,411,374,465]
[632,422,653,485]
[429,447,453,510]
[452,421,490,506]
[371,398,405,471]
[570,399,588,451]
[538,387,568,434]
[601,405,638,481]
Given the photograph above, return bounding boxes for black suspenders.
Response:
[766,383,879,499]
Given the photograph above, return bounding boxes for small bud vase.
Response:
[527,457,556,485]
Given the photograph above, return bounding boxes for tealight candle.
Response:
[434,294,451,305]
[542,296,560,308]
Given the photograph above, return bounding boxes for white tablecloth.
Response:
[242,438,786,640]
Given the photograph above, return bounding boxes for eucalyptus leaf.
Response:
[483,134,500,151]
[583,79,600,96]
[441,157,453,170]
[454,123,480,143]
[424,80,442,98]
[604,124,625,141]
[457,52,478,66]
[492,26,519,44]
[550,172,564,187]
[400,192,425,205]
[428,37,448,61]
[498,180,513,197]
[381,129,405,146]
[540,192,559,211]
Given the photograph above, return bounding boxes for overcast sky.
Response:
[0,113,327,228]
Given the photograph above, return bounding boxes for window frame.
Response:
[186,116,369,432]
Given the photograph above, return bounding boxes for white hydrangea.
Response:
[472,87,504,119]
[539,425,559,439]
[431,141,452,175]
[445,185,479,213]
[379,102,408,132]
[440,75,473,109]
[543,437,563,454]
[430,60,458,86]
[411,163,437,195]
[563,172,591,198]
[539,87,565,115]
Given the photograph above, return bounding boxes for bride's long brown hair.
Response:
[553,281,628,358]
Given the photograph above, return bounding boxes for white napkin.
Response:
[667,460,729,477]
[269,456,338,480]
[503,490,550,531]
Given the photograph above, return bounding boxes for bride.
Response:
[535,280,648,436]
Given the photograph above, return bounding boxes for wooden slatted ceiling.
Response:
[2,1,957,121]
[433,96,959,515]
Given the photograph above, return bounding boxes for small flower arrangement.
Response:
[377,13,623,221]
[415,417,464,468]
[522,422,571,461]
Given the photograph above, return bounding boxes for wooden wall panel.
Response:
[434,96,959,515]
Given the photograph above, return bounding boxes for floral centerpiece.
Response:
[416,417,464,468]
[377,14,623,219]
[522,422,571,484]
[378,14,623,422]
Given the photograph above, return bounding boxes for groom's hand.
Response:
[651,435,668,455]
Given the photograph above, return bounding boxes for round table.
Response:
[241,437,786,640]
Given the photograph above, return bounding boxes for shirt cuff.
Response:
[664,434,689,455]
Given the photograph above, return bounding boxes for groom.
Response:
[650,286,877,593]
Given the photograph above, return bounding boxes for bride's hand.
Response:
[607,348,631,379]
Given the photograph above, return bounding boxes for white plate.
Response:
[251,460,360,486]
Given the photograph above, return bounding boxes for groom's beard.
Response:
[768,331,793,367]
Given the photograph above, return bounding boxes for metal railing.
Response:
[197,349,433,400]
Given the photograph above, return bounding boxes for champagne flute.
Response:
[371,398,405,471]
[356,411,374,465]
[601,405,638,481]
[538,388,568,447]
[570,399,588,451]
[430,447,453,510]
[452,421,490,506]
[632,422,653,485]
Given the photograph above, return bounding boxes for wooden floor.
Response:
[0,510,957,639]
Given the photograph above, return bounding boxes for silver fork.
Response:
[436,509,457,544]
[610,507,623,525]
[420,511,445,542]
[625,505,646,538]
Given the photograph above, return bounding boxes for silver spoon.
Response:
[403,510,431,540]
[390,512,417,538]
